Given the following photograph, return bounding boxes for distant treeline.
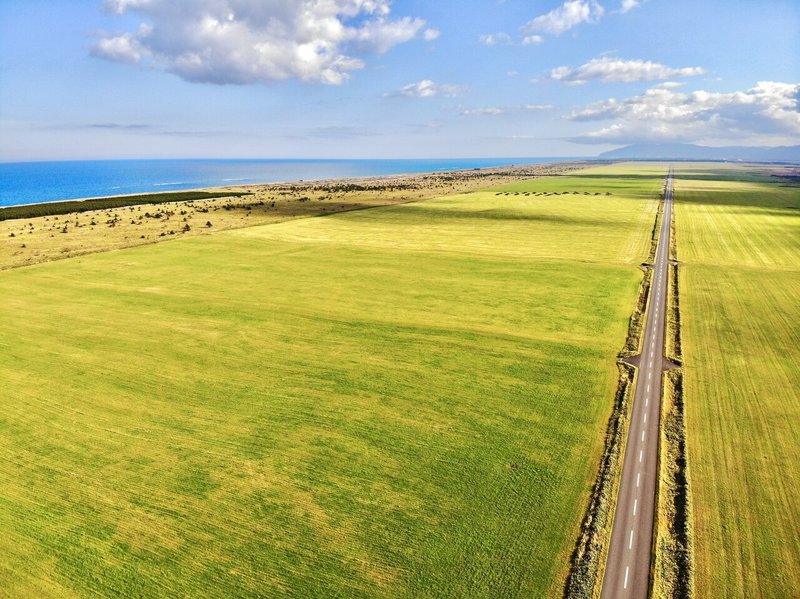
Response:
[0,191,250,222]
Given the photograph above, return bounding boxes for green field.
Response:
[0,164,662,597]
[674,165,800,598]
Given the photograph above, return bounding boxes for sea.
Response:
[0,158,575,207]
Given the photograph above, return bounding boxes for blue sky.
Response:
[1,0,798,161]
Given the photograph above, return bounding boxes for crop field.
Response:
[673,164,800,598]
[0,164,662,597]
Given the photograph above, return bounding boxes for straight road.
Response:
[600,168,674,598]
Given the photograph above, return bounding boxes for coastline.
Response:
[0,159,594,271]
[1,158,592,210]
[0,157,585,209]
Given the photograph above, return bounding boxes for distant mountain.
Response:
[599,143,800,162]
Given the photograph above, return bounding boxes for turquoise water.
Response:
[0,158,574,206]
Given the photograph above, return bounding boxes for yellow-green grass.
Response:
[0,164,661,597]
[0,162,585,271]
[674,164,800,598]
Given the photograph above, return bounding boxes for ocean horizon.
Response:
[0,157,581,207]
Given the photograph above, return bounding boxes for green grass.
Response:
[0,190,248,221]
[674,164,800,598]
[0,164,662,597]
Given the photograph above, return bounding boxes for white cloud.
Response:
[620,0,640,13]
[351,15,427,53]
[550,57,705,84]
[423,28,440,41]
[521,35,544,46]
[462,107,506,116]
[654,81,685,90]
[92,0,427,85]
[461,103,554,116]
[388,79,467,98]
[479,32,543,46]
[104,0,150,14]
[567,81,800,144]
[90,31,144,64]
[479,32,513,46]
[522,0,605,36]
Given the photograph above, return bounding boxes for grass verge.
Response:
[653,369,693,599]
[652,194,692,597]
[563,363,636,599]
[563,164,667,598]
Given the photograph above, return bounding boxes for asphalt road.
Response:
[600,168,674,598]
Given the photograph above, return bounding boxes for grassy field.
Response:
[0,162,584,271]
[0,164,662,597]
[674,164,800,598]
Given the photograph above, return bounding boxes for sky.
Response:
[0,0,798,161]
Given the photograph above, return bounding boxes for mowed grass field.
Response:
[673,164,800,598]
[0,164,661,597]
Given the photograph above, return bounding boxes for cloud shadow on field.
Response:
[362,204,618,227]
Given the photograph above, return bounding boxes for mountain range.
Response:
[598,143,800,162]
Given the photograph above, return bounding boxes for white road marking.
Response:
[629,529,634,549]
[639,450,643,462]
[624,566,629,589]
[644,412,648,424]
[646,396,649,407]
[641,430,645,442]
[633,499,638,516]
[648,372,652,380]
[637,472,640,487]
[646,383,651,393]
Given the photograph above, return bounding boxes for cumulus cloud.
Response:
[550,57,705,84]
[620,0,640,13]
[567,81,800,144]
[522,0,604,36]
[92,0,428,85]
[387,79,467,98]
[423,28,440,41]
[90,31,145,63]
